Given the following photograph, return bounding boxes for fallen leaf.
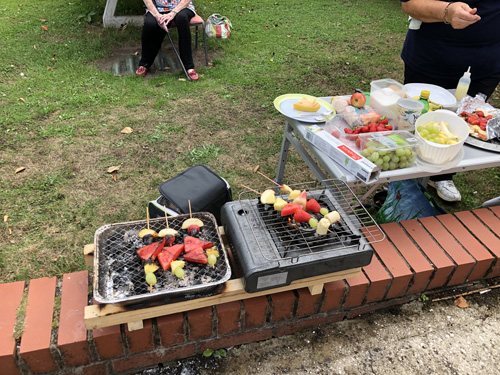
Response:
[454,296,468,309]
[8,228,12,235]
[112,173,118,181]
[107,165,121,173]
[33,45,37,49]
[52,257,58,262]
[178,78,186,81]
[3,215,8,222]
[121,127,133,134]
[19,98,25,103]
[41,25,48,31]
[15,167,26,174]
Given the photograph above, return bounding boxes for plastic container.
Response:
[369,79,406,113]
[357,130,420,171]
[454,66,471,101]
[326,109,397,145]
[395,98,425,132]
[414,110,469,164]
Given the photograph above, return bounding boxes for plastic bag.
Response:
[206,14,232,39]
[374,180,446,224]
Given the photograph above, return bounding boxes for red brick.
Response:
[125,319,154,354]
[187,307,213,340]
[242,296,268,329]
[371,237,413,299]
[343,271,369,308]
[489,205,500,217]
[401,220,455,290]
[473,208,500,238]
[112,344,196,374]
[92,325,124,360]
[275,312,344,337]
[157,313,185,347]
[215,301,241,335]
[81,363,110,375]
[438,213,494,281]
[57,271,91,367]
[203,328,274,351]
[419,216,475,286]
[362,254,391,303]
[346,295,414,319]
[382,222,434,294]
[19,277,57,373]
[321,280,346,312]
[0,281,25,375]
[295,288,322,318]
[270,291,295,322]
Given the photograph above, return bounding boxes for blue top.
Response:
[400,0,500,80]
[155,0,195,14]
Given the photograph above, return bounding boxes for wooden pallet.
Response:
[83,228,361,331]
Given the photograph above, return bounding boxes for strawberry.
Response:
[293,208,311,223]
[378,117,389,125]
[385,124,393,130]
[377,125,386,131]
[344,128,353,134]
[361,125,369,133]
[476,111,484,117]
[280,203,303,217]
[305,199,321,213]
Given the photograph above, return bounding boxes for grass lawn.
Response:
[1,0,499,283]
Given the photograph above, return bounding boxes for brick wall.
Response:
[1,207,499,375]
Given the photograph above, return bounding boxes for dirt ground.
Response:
[138,281,500,375]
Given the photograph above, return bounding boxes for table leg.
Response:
[276,121,292,185]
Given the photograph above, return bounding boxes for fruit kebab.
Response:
[253,165,293,194]
[138,207,158,244]
[181,199,204,235]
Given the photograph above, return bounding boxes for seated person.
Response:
[136,0,199,81]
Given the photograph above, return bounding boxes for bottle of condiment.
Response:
[412,90,442,114]
[454,66,471,101]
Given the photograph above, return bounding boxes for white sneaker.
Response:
[428,180,461,202]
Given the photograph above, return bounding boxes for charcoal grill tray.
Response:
[93,212,231,305]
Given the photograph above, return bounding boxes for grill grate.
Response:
[238,179,385,262]
[93,212,231,305]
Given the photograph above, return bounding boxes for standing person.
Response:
[400,0,500,202]
[136,0,199,81]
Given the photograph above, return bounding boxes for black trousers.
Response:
[404,63,500,181]
[139,9,195,70]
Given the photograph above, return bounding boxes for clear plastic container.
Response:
[325,109,397,146]
[369,79,406,113]
[357,131,420,171]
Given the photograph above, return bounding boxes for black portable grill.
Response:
[221,180,385,293]
[93,212,231,305]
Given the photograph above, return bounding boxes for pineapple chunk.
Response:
[170,260,185,273]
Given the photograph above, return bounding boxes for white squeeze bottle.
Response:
[455,66,471,101]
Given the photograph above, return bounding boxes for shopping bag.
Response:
[205,13,232,39]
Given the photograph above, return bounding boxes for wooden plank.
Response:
[84,244,94,267]
[85,268,360,330]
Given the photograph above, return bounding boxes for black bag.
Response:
[148,165,232,224]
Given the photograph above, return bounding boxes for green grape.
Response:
[365,146,375,155]
[308,217,318,228]
[379,150,388,156]
[208,254,217,267]
[399,161,407,169]
[417,126,425,133]
[399,155,407,162]
[382,162,390,171]
[361,149,370,157]
[174,267,185,278]
[391,155,400,163]
[389,161,397,170]
[320,207,329,216]
[371,151,379,161]
[395,148,405,157]
[405,148,412,156]
[419,129,429,138]
[382,155,390,163]
[145,272,157,286]
[375,158,384,166]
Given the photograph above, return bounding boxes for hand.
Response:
[447,2,481,29]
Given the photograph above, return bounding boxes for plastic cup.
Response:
[395,98,425,132]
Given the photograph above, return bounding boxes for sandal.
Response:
[135,66,148,76]
[187,69,199,81]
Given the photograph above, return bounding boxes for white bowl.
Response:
[414,110,469,164]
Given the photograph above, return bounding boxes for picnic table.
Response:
[275,97,500,202]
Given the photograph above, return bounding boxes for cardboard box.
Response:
[304,125,380,184]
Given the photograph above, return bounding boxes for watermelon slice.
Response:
[305,199,322,214]
[184,236,212,253]
[137,239,165,261]
[151,237,167,260]
[280,203,302,217]
[183,247,208,264]
[157,244,185,270]
[294,208,312,223]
